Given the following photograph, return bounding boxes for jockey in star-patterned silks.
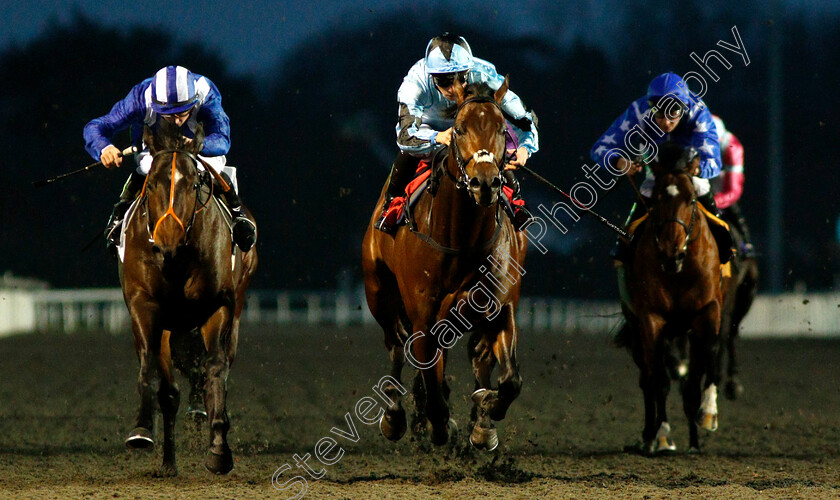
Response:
[590,71,724,264]
[83,65,256,253]
[711,114,755,256]
[375,33,540,234]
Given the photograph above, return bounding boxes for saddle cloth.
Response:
[380,159,521,229]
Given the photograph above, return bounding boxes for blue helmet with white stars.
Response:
[424,34,473,74]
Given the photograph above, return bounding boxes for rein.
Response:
[654,173,698,255]
[144,149,212,245]
[404,95,506,255]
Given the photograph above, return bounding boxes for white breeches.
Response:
[640,176,710,198]
[135,152,239,193]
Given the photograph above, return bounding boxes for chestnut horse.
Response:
[621,143,726,455]
[362,79,527,450]
[119,119,257,474]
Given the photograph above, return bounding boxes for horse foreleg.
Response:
[201,305,235,475]
[379,341,408,442]
[633,312,666,455]
[170,328,207,420]
[410,326,451,446]
[468,330,497,451]
[125,302,161,450]
[157,330,180,475]
[685,303,722,452]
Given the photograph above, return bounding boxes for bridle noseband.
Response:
[145,149,211,245]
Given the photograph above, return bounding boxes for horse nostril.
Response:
[677,252,686,262]
[491,177,501,189]
[151,246,162,254]
[469,177,481,189]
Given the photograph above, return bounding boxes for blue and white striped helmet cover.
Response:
[151,66,197,114]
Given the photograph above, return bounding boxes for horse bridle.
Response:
[653,173,698,255]
[145,149,212,245]
[405,95,506,255]
[448,95,506,190]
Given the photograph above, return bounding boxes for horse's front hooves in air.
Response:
[379,409,407,442]
[469,424,499,452]
[205,446,234,475]
[724,379,744,400]
[125,427,154,449]
[697,412,718,432]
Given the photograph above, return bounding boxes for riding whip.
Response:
[32,145,139,187]
[516,163,631,239]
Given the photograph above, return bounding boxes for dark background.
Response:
[1,4,838,297]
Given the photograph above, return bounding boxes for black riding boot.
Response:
[217,173,257,252]
[374,153,421,234]
[698,193,734,263]
[502,169,533,231]
[104,170,146,253]
[724,202,755,257]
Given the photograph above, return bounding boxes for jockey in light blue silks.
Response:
[375,33,540,233]
[83,65,256,253]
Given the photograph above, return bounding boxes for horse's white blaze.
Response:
[173,169,184,184]
[666,184,679,197]
[701,384,718,415]
[472,149,495,165]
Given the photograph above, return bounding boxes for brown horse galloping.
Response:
[362,79,527,450]
[620,142,726,455]
[119,119,257,474]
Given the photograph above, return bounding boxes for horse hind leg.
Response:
[170,327,208,421]
[157,330,180,475]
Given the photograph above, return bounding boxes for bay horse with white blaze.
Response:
[619,142,726,455]
[119,119,257,474]
[362,79,527,450]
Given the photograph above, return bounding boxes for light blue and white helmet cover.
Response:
[150,65,197,114]
[424,36,474,74]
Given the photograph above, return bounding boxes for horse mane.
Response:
[145,118,205,154]
[653,142,694,176]
[442,82,497,119]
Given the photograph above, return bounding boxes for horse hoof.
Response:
[125,427,154,449]
[624,440,655,457]
[430,421,450,446]
[185,406,208,424]
[724,379,744,400]
[379,410,407,442]
[205,447,234,475]
[469,425,498,451]
[697,412,718,432]
[655,435,677,455]
[156,463,178,477]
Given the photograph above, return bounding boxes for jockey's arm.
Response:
[194,81,231,156]
[691,107,722,178]
[714,132,744,208]
[83,82,146,163]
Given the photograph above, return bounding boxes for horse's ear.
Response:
[453,76,466,105]
[494,75,509,104]
[142,125,157,155]
[191,123,205,155]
